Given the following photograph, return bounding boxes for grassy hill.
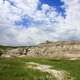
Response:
[0,41,80,80]
[0,57,80,80]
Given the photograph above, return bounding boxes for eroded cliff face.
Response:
[1,41,80,59]
[26,41,80,58]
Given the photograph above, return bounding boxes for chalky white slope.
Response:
[0,0,80,46]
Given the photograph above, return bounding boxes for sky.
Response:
[0,0,80,46]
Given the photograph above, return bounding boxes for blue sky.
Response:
[39,0,65,16]
[15,15,32,27]
[0,0,80,46]
[14,0,65,28]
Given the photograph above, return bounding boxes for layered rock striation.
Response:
[1,41,80,59]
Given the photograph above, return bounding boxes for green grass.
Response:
[0,58,55,80]
[0,57,80,80]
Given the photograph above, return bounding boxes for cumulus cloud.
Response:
[58,0,80,40]
[0,0,80,46]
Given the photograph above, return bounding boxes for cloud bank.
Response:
[0,0,80,46]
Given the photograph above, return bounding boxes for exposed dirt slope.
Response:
[1,41,80,59]
[26,62,74,80]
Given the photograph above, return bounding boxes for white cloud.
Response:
[58,0,80,39]
[0,0,80,46]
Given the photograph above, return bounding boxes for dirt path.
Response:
[26,62,74,80]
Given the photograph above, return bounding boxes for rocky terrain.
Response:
[0,41,80,59]
[26,62,73,80]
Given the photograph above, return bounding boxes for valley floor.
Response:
[0,57,80,80]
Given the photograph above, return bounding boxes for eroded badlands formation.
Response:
[1,41,80,59]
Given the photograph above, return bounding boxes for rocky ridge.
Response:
[1,41,80,59]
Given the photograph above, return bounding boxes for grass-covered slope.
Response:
[0,57,80,80]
